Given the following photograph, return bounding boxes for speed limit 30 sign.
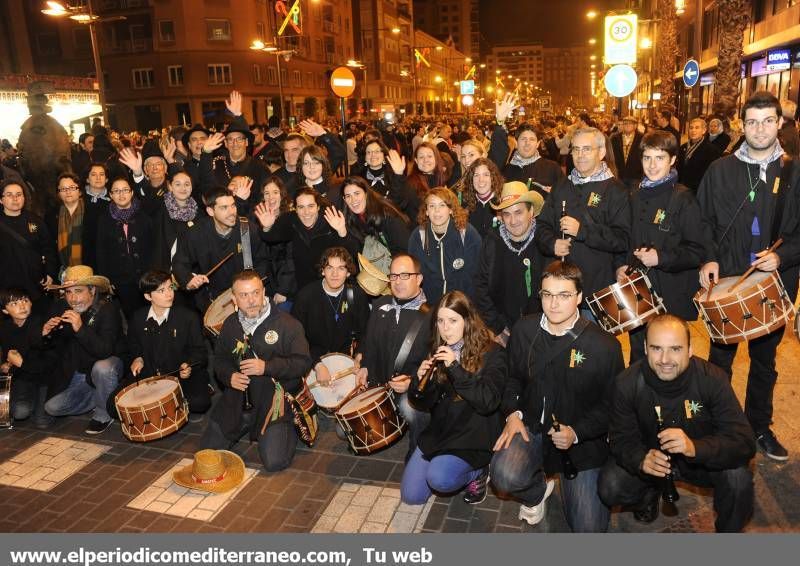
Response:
[604,14,638,65]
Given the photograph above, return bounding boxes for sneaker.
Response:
[85,418,113,435]
[463,469,490,504]
[518,479,555,525]
[756,430,789,461]
[632,488,660,523]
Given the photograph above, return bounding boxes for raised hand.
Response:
[323,206,347,237]
[203,132,225,154]
[386,149,407,175]
[161,136,177,164]
[299,119,326,138]
[496,93,518,123]
[225,90,243,116]
[118,147,143,176]
[254,201,279,229]
[229,176,253,201]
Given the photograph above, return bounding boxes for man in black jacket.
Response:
[599,314,755,532]
[609,116,644,191]
[491,261,623,532]
[535,127,631,314]
[200,270,311,471]
[42,266,123,435]
[697,91,800,461]
[677,118,722,193]
[707,118,731,154]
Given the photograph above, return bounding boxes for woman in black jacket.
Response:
[257,176,296,310]
[151,170,199,271]
[401,290,506,506]
[350,139,419,219]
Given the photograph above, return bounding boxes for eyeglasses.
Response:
[388,272,420,281]
[226,136,247,144]
[539,290,580,302]
[302,160,323,167]
[110,188,132,195]
[365,150,384,156]
[58,185,80,193]
[743,116,779,129]
[570,146,601,155]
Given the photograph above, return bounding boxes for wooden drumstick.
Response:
[308,366,356,389]
[203,251,235,279]
[728,238,784,293]
[147,362,203,381]
[704,273,716,301]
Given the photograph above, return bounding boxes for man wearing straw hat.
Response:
[474,181,544,347]
[41,265,123,435]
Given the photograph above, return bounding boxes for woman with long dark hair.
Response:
[461,157,505,237]
[406,142,453,202]
[257,176,296,309]
[350,138,419,219]
[408,187,482,304]
[401,290,506,506]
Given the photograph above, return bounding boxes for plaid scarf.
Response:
[568,161,613,185]
[510,151,540,168]
[57,199,84,268]
[640,168,678,189]
[379,290,427,323]
[734,141,784,183]
[237,301,271,336]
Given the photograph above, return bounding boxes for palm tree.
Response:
[656,0,679,108]
[713,0,751,119]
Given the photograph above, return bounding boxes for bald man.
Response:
[599,314,755,532]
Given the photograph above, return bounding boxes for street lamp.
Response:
[251,40,294,120]
[41,0,124,125]
[586,10,598,19]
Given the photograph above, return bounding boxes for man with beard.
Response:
[599,314,755,531]
[697,91,800,462]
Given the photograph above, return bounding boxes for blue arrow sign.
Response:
[683,59,700,88]
[604,64,638,98]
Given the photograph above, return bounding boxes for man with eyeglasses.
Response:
[357,253,432,459]
[491,261,623,532]
[535,127,631,315]
[490,94,564,199]
[112,270,210,420]
[697,91,800,462]
[0,180,58,310]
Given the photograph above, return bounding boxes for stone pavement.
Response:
[0,320,799,534]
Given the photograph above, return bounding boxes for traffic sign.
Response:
[460,80,475,95]
[604,64,638,98]
[330,66,356,98]
[604,14,638,65]
[683,59,700,88]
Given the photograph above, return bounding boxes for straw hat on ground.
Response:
[50,265,111,293]
[357,253,391,297]
[172,449,245,493]
[490,181,545,216]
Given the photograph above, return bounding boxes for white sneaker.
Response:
[518,479,555,526]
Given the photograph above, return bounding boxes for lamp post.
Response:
[346,59,367,116]
[251,40,294,120]
[41,0,125,126]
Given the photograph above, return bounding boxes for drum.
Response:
[587,271,666,335]
[204,288,235,336]
[694,271,794,345]
[305,353,359,414]
[0,374,12,429]
[115,376,189,442]
[334,386,407,455]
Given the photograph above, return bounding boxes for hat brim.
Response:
[224,125,255,146]
[172,450,245,494]
[182,125,211,148]
[50,275,112,292]
[490,192,544,216]
[357,271,391,296]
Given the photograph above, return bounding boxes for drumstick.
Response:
[308,366,356,389]
[728,238,784,293]
[203,252,235,279]
[705,273,716,301]
[560,200,567,262]
[144,362,203,381]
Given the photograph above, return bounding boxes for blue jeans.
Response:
[44,357,122,423]
[490,430,609,532]
[401,447,481,505]
[397,392,431,462]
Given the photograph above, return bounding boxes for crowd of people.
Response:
[1,87,799,533]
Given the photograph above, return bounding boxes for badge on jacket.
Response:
[587,192,601,207]
[453,258,464,270]
[685,399,703,418]
[28,222,38,233]
[569,348,586,368]
[265,330,279,344]
[653,209,666,225]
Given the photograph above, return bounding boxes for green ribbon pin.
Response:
[523,258,532,297]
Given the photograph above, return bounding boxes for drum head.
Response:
[204,289,235,330]
[713,271,772,297]
[338,387,385,415]
[117,379,178,408]
[306,354,357,410]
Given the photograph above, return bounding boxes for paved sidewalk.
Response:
[1,321,798,533]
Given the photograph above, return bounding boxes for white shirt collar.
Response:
[147,306,170,325]
[539,310,580,336]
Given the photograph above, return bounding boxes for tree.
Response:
[713,0,750,119]
[303,96,319,119]
[656,0,679,108]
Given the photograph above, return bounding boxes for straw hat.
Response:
[356,253,391,297]
[491,181,545,215]
[172,449,245,493]
[51,265,111,292]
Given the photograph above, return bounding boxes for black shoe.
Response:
[756,430,789,461]
[463,468,490,505]
[85,418,114,435]
[632,489,660,523]
[33,413,55,430]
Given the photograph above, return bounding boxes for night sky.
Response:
[479,0,627,49]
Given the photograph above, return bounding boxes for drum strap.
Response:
[239,217,253,270]
[393,312,427,376]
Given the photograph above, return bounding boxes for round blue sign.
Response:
[683,59,700,88]
[604,64,638,98]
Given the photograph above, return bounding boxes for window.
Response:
[267,66,278,85]
[206,19,231,41]
[306,72,314,88]
[132,68,154,89]
[168,65,183,87]
[253,64,263,85]
[159,20,175,42]
[293,70,302,87]
[281,68,288,85]
[208,64,232,85]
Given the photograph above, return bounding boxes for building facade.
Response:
[412,0,480,59]
[543,45,593,110]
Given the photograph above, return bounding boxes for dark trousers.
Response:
[200,413,297,473]
[598,459,753,532]
[708,325,783,434]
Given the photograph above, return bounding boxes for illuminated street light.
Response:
[640,37,653,49]
[586,10,598,19]
[251,40,295,119]
[590,55,597,61]
[588,38,597,45]
[435,75,443,83]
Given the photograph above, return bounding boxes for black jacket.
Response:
[677,139,722,192]
[211,308,311,441]
[0,212,59,301]
[349,165,420,220]
[624,180,704,319]
[413,347,507,468]
[151,201,199,272]
[536,176,631,301]
[610,131,644,183]
[489,126,565,200]
[504,316,624,473]
[707,132,731,154]
[45,200,104,273]
[95,206,153,286]
[468,198,501,237]
[609,358,755,477]
[0,315,54,385]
